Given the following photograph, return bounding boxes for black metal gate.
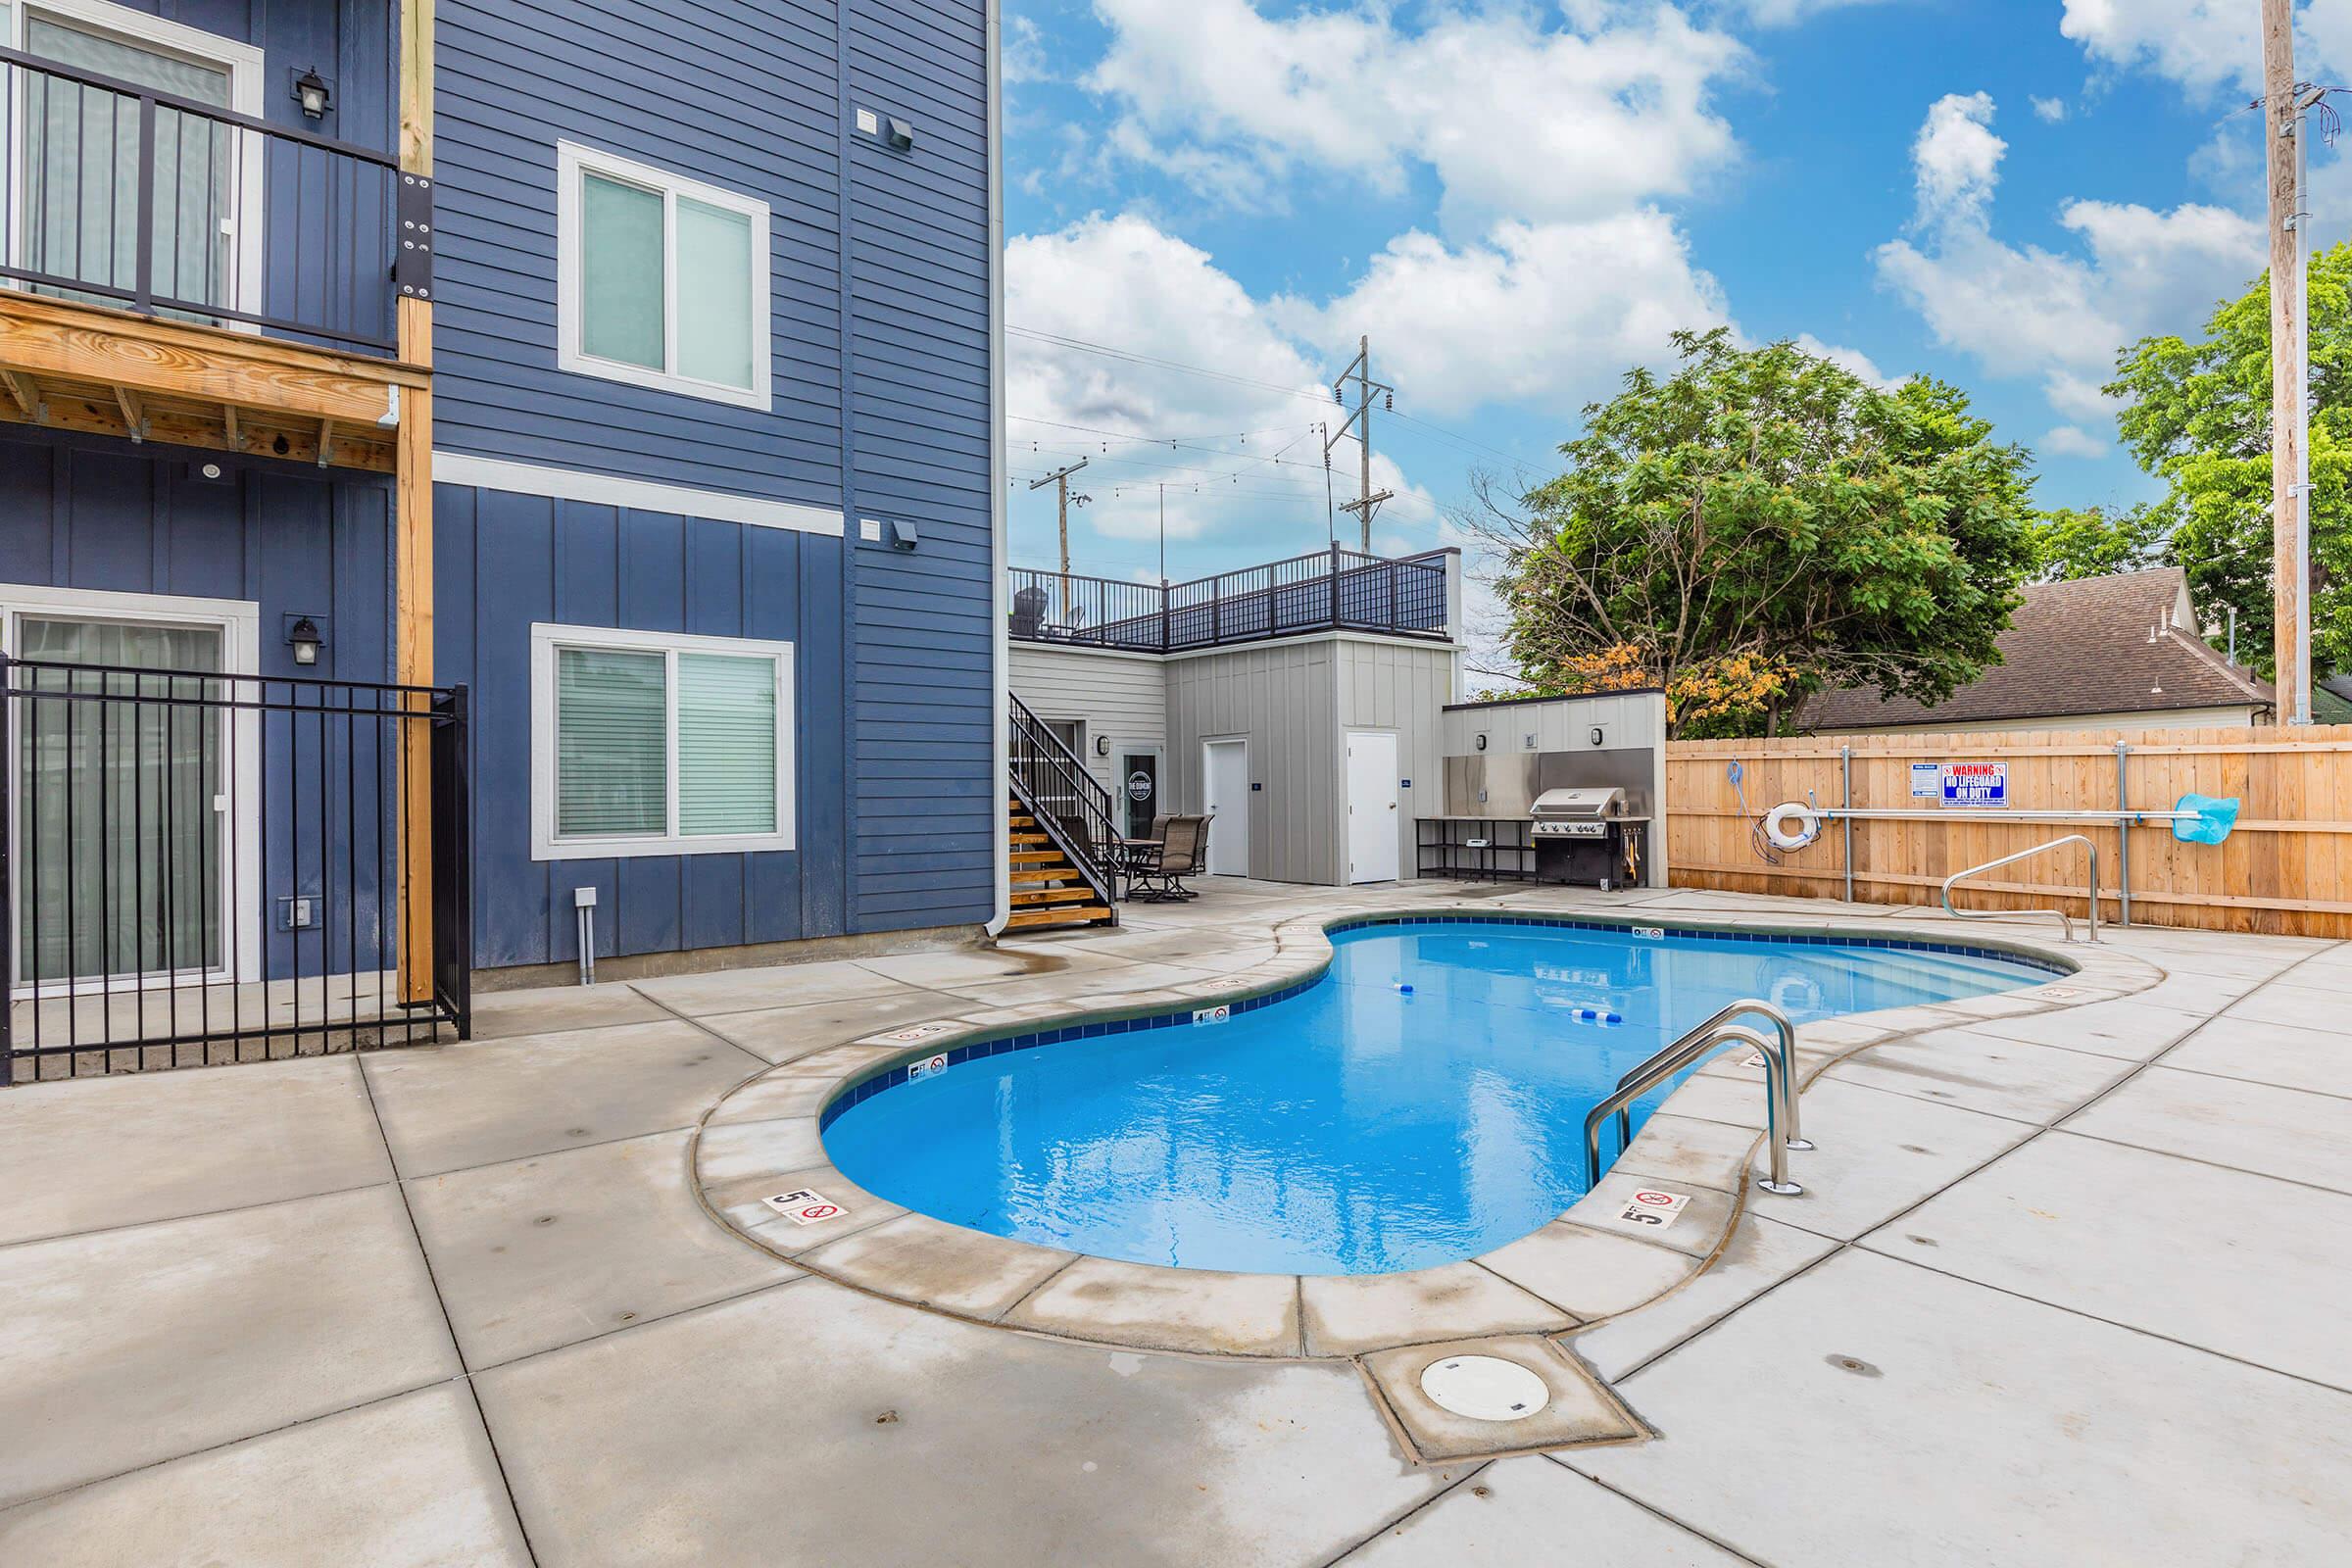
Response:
[0,657,471,1083]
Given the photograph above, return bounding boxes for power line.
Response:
[1007,326,1336,406]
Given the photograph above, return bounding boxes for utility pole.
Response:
[1325,335,1394,553]
[1026,458,1089,617]
[1157,482,1167,586]
[2263,0,2317,724]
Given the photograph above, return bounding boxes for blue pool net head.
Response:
[2172,793,2240,845]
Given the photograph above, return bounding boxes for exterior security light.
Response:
[1095,734,1110,757]
[292,68,331,120]
[287,615,323,666]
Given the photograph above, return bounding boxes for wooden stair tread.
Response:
[1004,905,1113,929]
[1010,886,1100,905]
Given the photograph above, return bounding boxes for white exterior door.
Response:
[1201,739,1250,877]
[1346,731,1399,884]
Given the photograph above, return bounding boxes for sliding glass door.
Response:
[13,614,224,986]
[7,3,248,317]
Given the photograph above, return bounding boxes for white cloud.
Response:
[1276,214,1732,417]
[2058,0,2345,98]
[1911,92,2004,224]
[1794,334,1902,389]
[2038,423,2109,459]
[1874,94,2263,427]
[1085,0,1749,228]
[2031,95,2069,123]
[1004,216,1338,556]
[1727,0,1885,24]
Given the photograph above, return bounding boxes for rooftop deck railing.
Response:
[1009,546,1451,654]
[0,46,404,355]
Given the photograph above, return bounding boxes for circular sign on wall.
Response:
[1127,771,1153,803]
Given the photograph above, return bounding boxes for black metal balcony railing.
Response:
[1009,546,1451,654]
[0,46,401,354]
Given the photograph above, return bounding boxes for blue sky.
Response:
[999,1,2350,622]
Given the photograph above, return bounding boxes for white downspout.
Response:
[984,0,1011,938]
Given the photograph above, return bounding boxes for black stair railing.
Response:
[1007,692,1119,914]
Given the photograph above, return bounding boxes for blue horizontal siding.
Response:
[433,0,849,509]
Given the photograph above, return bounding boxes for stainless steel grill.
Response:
[1531,786,1642,838]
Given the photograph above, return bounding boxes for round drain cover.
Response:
[1417,1354,1550,1423]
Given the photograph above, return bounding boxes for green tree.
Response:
[2107,239,2350,678]
[2025,504,2166,581]
[1485,329,2035,737]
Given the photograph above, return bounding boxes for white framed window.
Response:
[555,141,771,410]
[530,624,795,860]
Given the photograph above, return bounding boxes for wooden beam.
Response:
[3,369,41,421]
[0,292,422,426]
[113,385,145,441]
[222,403,239,445]
[396,0,438,1008]
[0,392,393,470]
[318,416,336,467]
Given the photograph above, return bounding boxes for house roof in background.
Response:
[1799,567,2274,731]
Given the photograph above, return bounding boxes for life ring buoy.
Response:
[1763,802,1822,851]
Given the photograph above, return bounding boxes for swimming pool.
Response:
[820,917,2061,1276]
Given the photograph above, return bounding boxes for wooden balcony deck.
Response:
[0,290,428,473]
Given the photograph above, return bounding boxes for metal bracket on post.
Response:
[394,172,434,302]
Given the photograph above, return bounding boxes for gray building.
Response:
[1007,548,1462,886]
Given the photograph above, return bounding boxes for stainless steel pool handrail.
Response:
[1940,834,2099,944]
[1585,1022,1803,1197]
[1613,999,1813,1155]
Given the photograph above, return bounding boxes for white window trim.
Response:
[530,622,796,860]
[555,140,772,412]
[1,582,265,994]
[3,0,268,325]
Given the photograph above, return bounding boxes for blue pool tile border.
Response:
[816,913,2074,1132]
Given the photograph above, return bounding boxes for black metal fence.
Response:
[1,658,470,1083]
[0,45,403,354]
[1008,691,1119,909]
[1009,546,1451,654]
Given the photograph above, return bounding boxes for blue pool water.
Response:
[822,919,2056,1275]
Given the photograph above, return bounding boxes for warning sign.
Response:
[1940,761,2008,808]
[1608,1189,1690,1233]
[906,1053,950,1082]
[1910,762,1941,800]
[763,1189,848,1226]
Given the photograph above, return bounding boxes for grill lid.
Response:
[1532,786,1630,820]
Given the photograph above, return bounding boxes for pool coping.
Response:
[687,900,2160,1368]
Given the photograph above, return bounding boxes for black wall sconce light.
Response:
[286,615,324,666]
[291,67,331,120]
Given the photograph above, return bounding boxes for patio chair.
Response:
[1131,814,1211,902]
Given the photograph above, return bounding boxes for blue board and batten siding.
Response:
[431,0,999,960]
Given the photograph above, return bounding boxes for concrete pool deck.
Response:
[4,878,2351,1563]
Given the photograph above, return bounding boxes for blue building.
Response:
[0,0,1006,1076]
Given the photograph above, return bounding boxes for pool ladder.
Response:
[1583,1000,1811,1197]
[1941,835,2100,944]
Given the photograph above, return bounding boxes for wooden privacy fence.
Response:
[1666,726,2352,939]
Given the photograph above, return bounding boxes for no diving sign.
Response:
[762,1189,849,1226]
[1609,1188,1690,1233]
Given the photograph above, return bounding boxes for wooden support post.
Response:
[396,0,437,1004]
